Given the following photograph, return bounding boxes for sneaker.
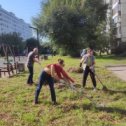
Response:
[52,101,58,105]
[27,82,33,85]
[28,84,33,86]
[93,88,97,91]
[34,101,39,104]
[82,85,85,88]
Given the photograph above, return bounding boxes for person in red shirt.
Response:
[35,59,75,105]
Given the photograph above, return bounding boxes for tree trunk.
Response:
[99,50,102,56]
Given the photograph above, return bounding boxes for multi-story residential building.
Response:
[104,0,126,51]
[0,5,32,40]
[111,0,126,44]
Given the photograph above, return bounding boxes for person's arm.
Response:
[80,55,87,67]
[80,57,84,67]
[33,57,41,65]
[50,65,60,81]
[61,68,75,83]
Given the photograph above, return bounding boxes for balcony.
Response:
[112,13,118,19]
[118,17,121,23]
[112,1,119,9]
[116,22,121,27]
[118,4,121,11]
[116,34,121,38]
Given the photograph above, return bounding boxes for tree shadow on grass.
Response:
[104,89,126,95]
[7,74,26,78]
[83,104,126,116]
[11,71,29,78]
[14,74,26,78]
[96,106,126,116]
[80,86,126,95]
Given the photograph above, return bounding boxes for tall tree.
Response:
[95,21,110,55]
[0,32,24,55]
[25,38,40,52]
[33,0,107,57]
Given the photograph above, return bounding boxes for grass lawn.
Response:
[0,55,126,126]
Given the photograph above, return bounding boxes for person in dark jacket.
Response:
[26,48,41,85]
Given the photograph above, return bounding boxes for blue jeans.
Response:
[35,71,56,103]
[27,66,33,84]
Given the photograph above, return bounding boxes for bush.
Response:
[59,48,67,56]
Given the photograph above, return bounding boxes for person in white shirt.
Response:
[80,48,96,90]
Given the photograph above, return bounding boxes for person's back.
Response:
[26,48,39,85]
[35,59,75,104]
[46,63,62,74]
[27,51,35,67]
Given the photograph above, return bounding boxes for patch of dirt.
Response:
[99,113,114,122]
[67,67,83,73]
[55,84,66,89]
[59,102,80,113]
[0,113,12,120]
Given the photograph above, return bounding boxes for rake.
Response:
[59,79,106,107]
[94,73,108,91]
[80,62,108,91]
[89,66,108,91]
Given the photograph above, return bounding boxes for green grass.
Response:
[96,55,126,66]
[0,55,126,126]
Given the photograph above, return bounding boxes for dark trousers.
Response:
[35,71,56,103]
[27,66,33,84]
[83,66,96,88]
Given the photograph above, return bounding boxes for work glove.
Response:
[80,63,82,67]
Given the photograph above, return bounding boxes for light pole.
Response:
[29,26,40,58]
[29,26,39,42]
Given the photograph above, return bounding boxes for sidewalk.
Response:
[106,65,126,81]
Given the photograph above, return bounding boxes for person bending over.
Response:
[35,59,75,105]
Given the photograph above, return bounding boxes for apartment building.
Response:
[0,5,32,40]
[112,0,126,43]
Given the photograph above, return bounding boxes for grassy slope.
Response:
[0,55,126,126]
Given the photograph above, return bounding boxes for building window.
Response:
[118,26,121,34]
[113,0,119,5]
[113,5,119,15]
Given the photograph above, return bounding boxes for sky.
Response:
[0,0,42,24]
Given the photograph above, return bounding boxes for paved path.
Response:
[107,65,126,81]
